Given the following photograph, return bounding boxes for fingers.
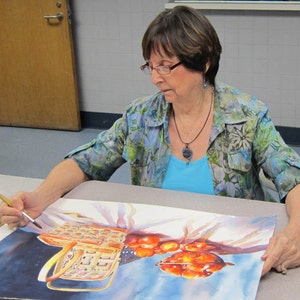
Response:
[1,192,43,229]
[261,233,300,276]
[0,195,26,228]
[0,208,27,229]
[6,219,28,230]
[0,204,20,219]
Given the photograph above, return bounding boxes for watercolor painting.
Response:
[0,198,276,300]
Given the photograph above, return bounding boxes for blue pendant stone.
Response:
[182,146,193,161]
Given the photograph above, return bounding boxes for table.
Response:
[65,180,300,299]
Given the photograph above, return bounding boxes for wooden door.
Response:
[0,0,80,131]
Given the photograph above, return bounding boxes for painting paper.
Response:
[0,198,276,300]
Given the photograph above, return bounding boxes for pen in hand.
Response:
[0,193,43,229]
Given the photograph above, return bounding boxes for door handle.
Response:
[44,12,64,21]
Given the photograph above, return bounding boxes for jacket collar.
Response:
[210,79,250,143]
[144,91,171,127]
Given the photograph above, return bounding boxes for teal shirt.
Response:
[162,155,215,195]
[66,79,300,202]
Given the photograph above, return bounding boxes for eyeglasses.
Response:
[140,61,182,75]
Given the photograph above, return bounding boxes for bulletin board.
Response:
[165,0,300,11]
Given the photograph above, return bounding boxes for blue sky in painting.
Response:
[91,251,263,300]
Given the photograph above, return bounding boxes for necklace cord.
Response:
[173,89,214,147]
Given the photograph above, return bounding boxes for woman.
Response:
[1,6,300,276]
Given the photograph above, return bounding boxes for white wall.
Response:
[206,10,300,128]
[71,0,165,114]
[71,1,300,127]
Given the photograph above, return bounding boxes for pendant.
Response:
[182,144,193,161]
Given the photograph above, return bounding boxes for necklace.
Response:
[173,88,214,162]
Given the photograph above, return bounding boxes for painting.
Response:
[0,198,276,300]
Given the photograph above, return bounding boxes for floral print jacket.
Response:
[67,80,300,202]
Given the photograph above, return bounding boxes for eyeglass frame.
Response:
[140,61,182,75]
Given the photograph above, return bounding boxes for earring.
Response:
[203,79,207,89]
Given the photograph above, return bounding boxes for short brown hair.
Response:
[142,6,222,85]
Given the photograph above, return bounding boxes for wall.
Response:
[71,1,300,128]
[205,9,300,128]
[71,0,165,114]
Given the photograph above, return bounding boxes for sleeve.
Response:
[253,110,300,202]
[65,115,127,181]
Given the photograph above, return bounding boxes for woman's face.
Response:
[148,51,204,104]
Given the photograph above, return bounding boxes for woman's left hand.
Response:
[261,228,300,276]
[261,184,300,276]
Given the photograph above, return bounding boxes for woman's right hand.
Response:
[0,159,89,229]
[0,191,43,229]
